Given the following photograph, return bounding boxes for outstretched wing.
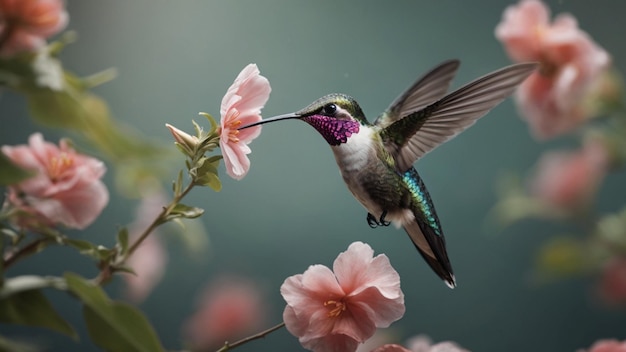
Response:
[374,60,460,128]
[382,62,537,172]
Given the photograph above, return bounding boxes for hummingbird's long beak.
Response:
[238,112,300,130]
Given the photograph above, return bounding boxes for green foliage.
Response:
[0,23,227,352]
[167,203,205,220]
[116,228,130,258]
[0,39,173,198]
[191,155,223,191]
[0,276,76,339]
[64,273,165,352]
[0,335,39,352]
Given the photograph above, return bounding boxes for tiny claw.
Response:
[367,213,379,228]
[379,210,391,227]
[367,211,391,228]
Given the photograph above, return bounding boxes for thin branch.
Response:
[125,180,195,258]
[3,236,56,270]
[215,322,286,352]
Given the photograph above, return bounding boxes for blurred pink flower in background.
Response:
[281,241,405,352]
[530,139,608,209]
[495,0,611,139]
[123,191,169,303]
[0,0,68,57]
[219,63,271,180]
[2,133,108,229]
[585,339,626,352]
[183,276,266,350]
[597,257,626,306]
[371,335,468,352]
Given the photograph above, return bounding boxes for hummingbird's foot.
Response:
[367,213,379,228]
[367,211,391,228]
[379,210,391,226]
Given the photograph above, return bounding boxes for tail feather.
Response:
[403,220,455,288]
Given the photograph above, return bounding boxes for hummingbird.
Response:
[239,60,536,288]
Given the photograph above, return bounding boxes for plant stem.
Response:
[125,181,195,258]
[215,322,286,352]
[3,236,56,270]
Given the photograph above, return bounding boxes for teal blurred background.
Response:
[2,0,626,351]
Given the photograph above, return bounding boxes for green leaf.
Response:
[192,156,222,191]
[196,172,222,191]
[1,228,20,243]
[64,273,164,352]
[198,111,217,134]
[172,170,184,197]
[167,203,204,220]
[0,288,77,339]
[117,228,130,257]
[0,276,67,298]
[191,119,204,137]
[0,153,34,186]
[65,238,97,253]
[0,334,40,352]
[95,246,116,261]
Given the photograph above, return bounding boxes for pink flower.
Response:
[219,63,271,180]
[183,276,266,350]
[0,0,68,57]
[405,335,469,352]
[597,257,626,306]
[281,241,405,352]
[372,345,411,352]
[530,139,608,209]
[371,336,469,352]
[586,339,626,352]
[2,133,108,229]
[123,191,169,303]
[495,0,611,139]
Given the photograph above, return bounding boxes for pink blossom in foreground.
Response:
[219,63,270,180]
[597,257,626,306]
[530,139,608,209]
[585,339,626,352]
[372,345,411,352]
[281,241,405,352]
[123,191,169,303]
[0,0,68,57]
[2,133,108,229]
[183,276,266,350]
[405,335,469,352]
[371,335,469,352]
[495,0,611,139]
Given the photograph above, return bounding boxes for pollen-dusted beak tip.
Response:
[238,112,300,130]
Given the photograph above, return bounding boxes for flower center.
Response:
[225,111,242,143]
[324,299,346,318]
[47,153,73,181]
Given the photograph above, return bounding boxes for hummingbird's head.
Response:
[238,93,368,146]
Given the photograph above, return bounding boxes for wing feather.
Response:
[382,62,537,172]
[374,60,460,128]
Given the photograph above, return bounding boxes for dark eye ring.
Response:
[323,103,337,115]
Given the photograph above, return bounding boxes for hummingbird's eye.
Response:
[323,103,337,116]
